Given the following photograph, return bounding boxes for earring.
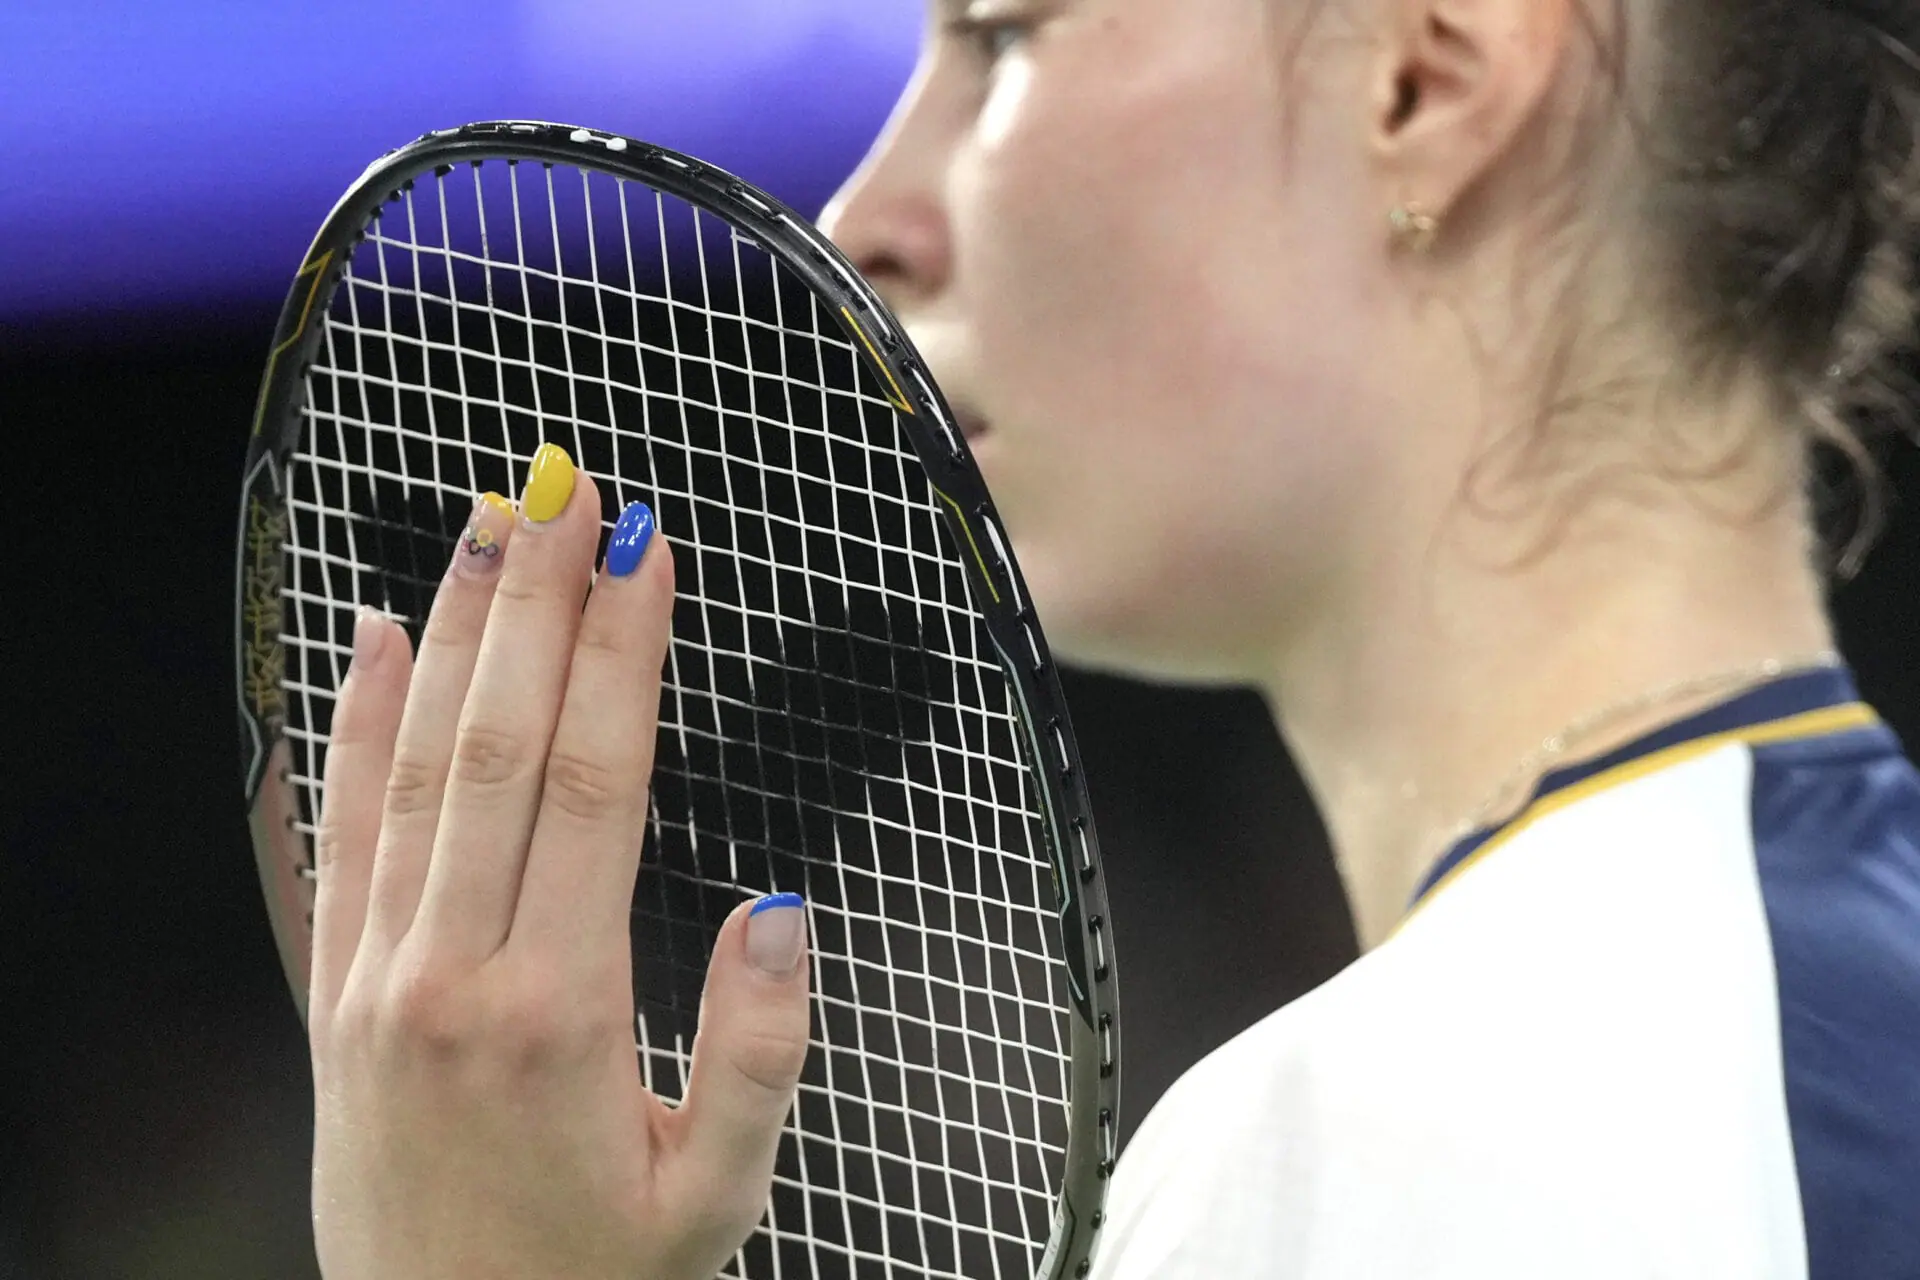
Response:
[1389,203,1440,254]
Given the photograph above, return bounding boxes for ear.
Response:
[1370,0,1577,230]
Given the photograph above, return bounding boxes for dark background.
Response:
[3,307,1362,1279]
[8,2,1920,1269]
[7,311,1919,1279]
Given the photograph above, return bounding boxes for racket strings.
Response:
[278,157,1072,1279]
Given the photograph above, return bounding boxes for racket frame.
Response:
[235,120,1120,1279]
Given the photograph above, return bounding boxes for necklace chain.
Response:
[1448,650,1842,841]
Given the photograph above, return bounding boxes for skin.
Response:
[316,0,1839,1273]
[819,0,1834,942]
[312,476,811,1280]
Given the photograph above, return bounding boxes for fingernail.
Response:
[521,442,576,524]
[606,501,656,578]
[746,894,807,976]
[352,607,387,672]
[453,492,514,579]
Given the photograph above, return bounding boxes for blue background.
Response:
[0,0,918,320]
[9,9,1920,1278]
[6,11,1368,1276]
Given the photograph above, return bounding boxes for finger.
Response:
[416,444,601,962]
[672,895,812,1215]
[310,608,413,1025]
[510,503,671,958]
[361,493,521,951]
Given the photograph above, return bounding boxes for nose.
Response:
[819,133,953,313]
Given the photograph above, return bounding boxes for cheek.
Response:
[951,15,1384,674]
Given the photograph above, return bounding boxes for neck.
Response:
[1261,450,1836,951]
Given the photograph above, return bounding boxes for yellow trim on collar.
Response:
[1395,702,1881,934]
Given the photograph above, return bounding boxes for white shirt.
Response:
[1093,669,1920,1279]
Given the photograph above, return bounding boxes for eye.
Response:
[951,13,1033,66]
[976,20,1029,62]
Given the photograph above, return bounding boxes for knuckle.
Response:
[492,964,619,1068]
[330,948,629,1076]
[493,995,567,1066]
[542,749,628,824]
[420,596,486,654]
[722,1025,810,1100]
[382,961,479,1057]
[574,610,630,659]
[313,811,352,869]
[492,571,557,608]
[450,724,532,790]
[382,749,444,818]
[373,955,625,1069]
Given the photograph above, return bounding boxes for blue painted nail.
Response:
[606,501,656,578]
[746,893,807,974]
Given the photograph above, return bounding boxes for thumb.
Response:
[671,894,811,1224]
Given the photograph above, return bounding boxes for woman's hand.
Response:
[307,444,812,1280]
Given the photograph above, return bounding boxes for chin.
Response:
[1016,554,1255,688]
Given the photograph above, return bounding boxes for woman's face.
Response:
[823,0,1409,681]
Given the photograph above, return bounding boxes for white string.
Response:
[279,158,1072,1279]
[650,185,715,1115]
[762,231,896,1277]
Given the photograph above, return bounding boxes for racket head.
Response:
[235,121,1118,1279]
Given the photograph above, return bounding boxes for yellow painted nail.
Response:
[479,491,514,519]
[521,443,576,524]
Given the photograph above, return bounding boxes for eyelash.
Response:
[950,13,1033,66]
